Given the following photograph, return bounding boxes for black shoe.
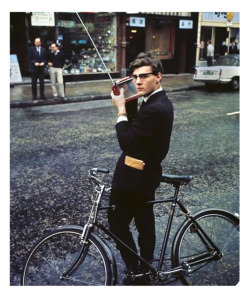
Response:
[40,96,47,100]
[32,97,37,101]
[122,266,150,286]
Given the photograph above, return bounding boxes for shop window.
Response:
[146,19,175,59]
[56,13,117,74]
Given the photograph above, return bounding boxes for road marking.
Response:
[226,111,240,116]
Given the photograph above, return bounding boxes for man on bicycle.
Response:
[108,52,174,285]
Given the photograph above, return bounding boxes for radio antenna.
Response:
[76,12,115,86]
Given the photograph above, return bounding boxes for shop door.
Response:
[126,27,145,68]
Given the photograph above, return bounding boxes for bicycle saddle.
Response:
[161,174,193,185]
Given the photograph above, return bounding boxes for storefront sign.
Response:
[202,12,239,23]
[10,54,22,83]
[31,12,55,26]
[58,20,76,28]
[129,17,145,27]
[179,20,193,29]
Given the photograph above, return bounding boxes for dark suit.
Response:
[108,89,174,271]
[28,46,47,98]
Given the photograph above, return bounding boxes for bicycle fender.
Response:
[58,224,84,232]
[91,232,118,285]
[58,225,118,285]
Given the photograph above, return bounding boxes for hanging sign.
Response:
[179,20,193,29]
[129,17,146,27]
[31,12,55,26]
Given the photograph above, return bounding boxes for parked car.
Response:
[193,54,239,90]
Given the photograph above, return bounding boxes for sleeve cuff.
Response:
[117,115,128,123]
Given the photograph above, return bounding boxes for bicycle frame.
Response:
[62,169,224,282]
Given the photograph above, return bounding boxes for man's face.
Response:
[132,66,162,97]
[35,39,41,47]
[51,44,58,53]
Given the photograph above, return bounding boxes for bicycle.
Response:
[21,167,239,286]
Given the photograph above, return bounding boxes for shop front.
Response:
[125,12,198,74]
[10,12,199,81]
[10,12,120,81]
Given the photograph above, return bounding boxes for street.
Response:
[10,89,239,285]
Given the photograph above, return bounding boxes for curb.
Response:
[10,85,203,109]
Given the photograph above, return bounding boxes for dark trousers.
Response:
[31,70,45,98]
[108,189,155,272]
[206,56,213,66]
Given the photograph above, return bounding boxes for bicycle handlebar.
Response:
[89,168,109,176]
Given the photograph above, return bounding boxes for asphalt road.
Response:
[10,89,239,285]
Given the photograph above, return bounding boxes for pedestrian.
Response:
[199,40,205,60]
[108,52,174,285]
[47,43,66,100]
[206,40,214,66]
[229,40,239,54]
[27,37,47,100]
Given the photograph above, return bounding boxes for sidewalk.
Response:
[10,73,203,108]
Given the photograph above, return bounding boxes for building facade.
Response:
[195,12,240,65]
[10,12,198,80]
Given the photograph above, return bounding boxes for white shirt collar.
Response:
[143,87,162,102]
[51,50,60,54]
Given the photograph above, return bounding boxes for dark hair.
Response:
[129,52,164,74]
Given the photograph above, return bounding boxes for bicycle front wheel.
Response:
[172,209,239,285]
[21,228,112,285]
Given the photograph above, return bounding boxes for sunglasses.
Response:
[131,73,155,80]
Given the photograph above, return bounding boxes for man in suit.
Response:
[28,37,47,100]
[108,52,174,284]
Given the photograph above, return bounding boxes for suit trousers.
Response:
[49,67,64,97]
[31,70,45,98]
[108,189,155,272]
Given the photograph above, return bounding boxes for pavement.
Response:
[10,73,204,108]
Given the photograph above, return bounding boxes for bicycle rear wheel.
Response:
[172,209,239,285]
[21,228,112,285]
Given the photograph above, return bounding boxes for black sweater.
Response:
[48,51,65,68]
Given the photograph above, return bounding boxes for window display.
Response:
[146,19,175,59]
[56,13,117,74]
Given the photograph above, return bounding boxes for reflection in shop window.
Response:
[146,19,175,59]
[57,13,117,74]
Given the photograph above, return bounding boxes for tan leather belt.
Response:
[125,156,145,170]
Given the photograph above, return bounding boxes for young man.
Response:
[108,52,174,285]
[48,43,65,100]
[27,37,47,100]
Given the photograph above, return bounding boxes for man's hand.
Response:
[111,88,127,115]
[35,62,44,67]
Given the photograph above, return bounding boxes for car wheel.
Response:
[231,77,239,91]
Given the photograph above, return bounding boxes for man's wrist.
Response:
[118,112,127,116]
[117,106,127,116]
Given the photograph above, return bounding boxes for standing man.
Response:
[206,40,214,66]
[48,43,66,100]
[28,37,47,100]
[108,52,174,285]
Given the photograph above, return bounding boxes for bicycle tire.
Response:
[21,228,113,285]
[172,209,239,285]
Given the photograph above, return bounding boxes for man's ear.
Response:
[156,72,162,82]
